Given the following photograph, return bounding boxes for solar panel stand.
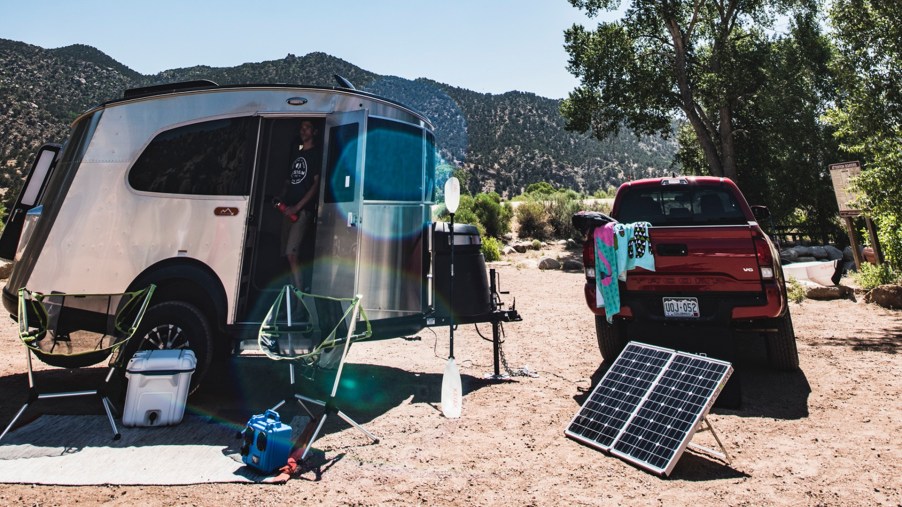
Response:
[686,416,731,464]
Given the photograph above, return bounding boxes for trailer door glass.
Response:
[364,118,424,201]
[129,117,256,196]
[324,123,359,203]
[426,132,436,202]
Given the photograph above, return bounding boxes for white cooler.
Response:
[123,349,196,427]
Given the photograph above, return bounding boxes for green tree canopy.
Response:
[677,10,843,233]
[827,0,902,265]
[562,0,816,185]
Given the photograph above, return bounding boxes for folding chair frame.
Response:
[264,287,379,461]
[0,286,155,442]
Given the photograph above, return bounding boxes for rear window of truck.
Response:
[616,187,746,226]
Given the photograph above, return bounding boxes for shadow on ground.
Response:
[0,357,493,439]
[192,357,494,425]
[573,332,811,420]
[807,321,902,355]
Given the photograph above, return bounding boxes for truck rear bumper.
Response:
[583,281,783,324]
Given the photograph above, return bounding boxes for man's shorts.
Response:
[281,209,313,257]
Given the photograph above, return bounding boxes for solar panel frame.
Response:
[564,342,671,449]
[565,341,733,476]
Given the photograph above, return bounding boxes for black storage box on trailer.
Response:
[433,222,492,318]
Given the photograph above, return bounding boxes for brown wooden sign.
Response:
[829,161,862,217]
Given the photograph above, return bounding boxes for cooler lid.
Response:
[126,349,197,373]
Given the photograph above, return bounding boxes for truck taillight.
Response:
[753,231,775,280]
[583,230,595,279]
[15,205,42,262]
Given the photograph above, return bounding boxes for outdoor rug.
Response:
[0,413,314,485]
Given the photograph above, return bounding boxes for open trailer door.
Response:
[311,110,367,298]
[0,144,60,261]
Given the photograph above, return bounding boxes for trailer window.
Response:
[129,117,256,196]
[364,118,424,201]
[37,112,101,208]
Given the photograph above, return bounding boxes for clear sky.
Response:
[0,0,623,99]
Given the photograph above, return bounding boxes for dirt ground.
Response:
[0,247,900,506]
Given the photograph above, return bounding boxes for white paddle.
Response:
[441,177,462,419]
[441,356,462,418]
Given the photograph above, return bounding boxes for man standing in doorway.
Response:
[280,119,322,290]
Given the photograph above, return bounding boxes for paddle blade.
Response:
[441,358,462,419]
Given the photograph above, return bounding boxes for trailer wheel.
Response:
[765,311,800,371]
[129,301,214,394]
[595,315,626,362]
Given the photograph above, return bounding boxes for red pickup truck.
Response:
[573,176,798,370]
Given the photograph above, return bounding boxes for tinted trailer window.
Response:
[364,118,426,202]
[128,117,257,196]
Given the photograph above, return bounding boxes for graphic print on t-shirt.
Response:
[290,154,309,185]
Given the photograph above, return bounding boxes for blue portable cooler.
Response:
[240,409,293,473]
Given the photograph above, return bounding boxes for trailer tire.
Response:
[129,301,214,394]
[595,315,626,362]
[766,311,800,371]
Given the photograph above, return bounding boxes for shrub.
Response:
[525,181,555,197]
[482,236,502,261]
[853,262,902,290]
[472,192,511,239]
[545,194,585,241]
[515,201,551,240]
[438,192,512,241]
[544,194,570,239]
[870,212,902,270]
[543,192,612,242]
[786,277,806,304]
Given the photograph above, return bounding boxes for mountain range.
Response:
[0,38,677,208]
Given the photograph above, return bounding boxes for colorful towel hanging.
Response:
[594,221,655,322]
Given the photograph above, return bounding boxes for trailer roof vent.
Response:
[123,80,219,99]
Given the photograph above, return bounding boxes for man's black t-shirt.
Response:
[284,142,322,207]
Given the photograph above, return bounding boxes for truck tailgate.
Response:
[626,225,762,293]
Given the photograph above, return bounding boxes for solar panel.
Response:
[565,341,733,476]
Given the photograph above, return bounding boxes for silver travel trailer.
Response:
[1,80,519,389]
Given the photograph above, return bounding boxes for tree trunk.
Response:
[686,109,724,177]
[667,18,724,177]
[719,106,738,181]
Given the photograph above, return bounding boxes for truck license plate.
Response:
[663,297,699,318]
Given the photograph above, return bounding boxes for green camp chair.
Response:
[257,285,378,462]
[0,285,155,442]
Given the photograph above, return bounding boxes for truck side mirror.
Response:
[750,205,770,221]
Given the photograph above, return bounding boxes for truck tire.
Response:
[129,301,214,394]
[766,311,800,371]
[595,315,626,361]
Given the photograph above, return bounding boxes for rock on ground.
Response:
[864,284,902,309]
[0,261,11,280]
